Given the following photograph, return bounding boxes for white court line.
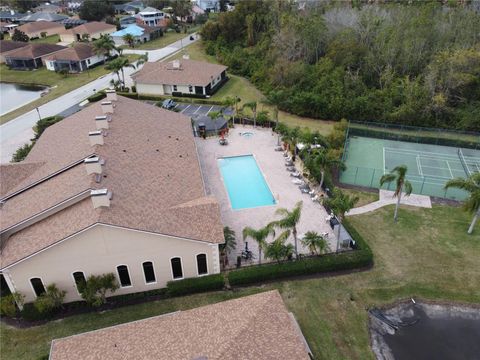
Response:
[383,147,386,174]
[384,147,459,159]
[416,155,423,176]
[181,104,192,113]
[446,160,454,178]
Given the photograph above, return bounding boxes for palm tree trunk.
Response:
[394,186,403,223]
[253,110,256,128]
[293,227,298,259]
[121,68,125,89]
[468,210,479,234]
[259,247,262,264]
[319,170,325,190]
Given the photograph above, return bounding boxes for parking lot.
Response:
[175,103,234,118]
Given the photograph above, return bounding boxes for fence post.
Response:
[354,167,359,184]
[420,177,425,194]
[370,169,375,187]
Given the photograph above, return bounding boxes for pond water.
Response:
[0,83,47,116]
[370,302,480,360]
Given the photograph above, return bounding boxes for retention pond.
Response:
[0,82,47,116]
[370,301,480,360]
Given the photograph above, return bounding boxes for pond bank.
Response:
[370,300,480,360]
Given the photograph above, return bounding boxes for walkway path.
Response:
[0,34,198,163]
[346,189,432,216]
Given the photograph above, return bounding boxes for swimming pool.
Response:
[218,155,276,210]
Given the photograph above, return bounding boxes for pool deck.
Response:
[195,126,336,266]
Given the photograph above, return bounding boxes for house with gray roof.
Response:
[19,11,68,23]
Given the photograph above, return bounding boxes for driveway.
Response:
[0,34,199,163]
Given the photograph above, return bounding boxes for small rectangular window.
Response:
[30,278,46,297]
[72,271,86,293]
[188,85,193,92]
[173,85,177,91]
[117,265,132,287]
[142,262,156,283]
[171,257,183,279]
[196,254,208,275]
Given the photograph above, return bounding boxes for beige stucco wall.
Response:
[26,25,64,39]
[135,83,165,96]
[59,32,75,43]
[4,224,220,303]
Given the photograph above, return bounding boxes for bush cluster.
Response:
[166,274,225,296]
[117,92,226,105]
[88,91,106,102]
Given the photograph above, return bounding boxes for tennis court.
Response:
[340,136,480,200]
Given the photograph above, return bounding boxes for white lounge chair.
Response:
[290,172,301,178]
[292,179,304,185]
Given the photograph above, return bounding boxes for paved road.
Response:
[0,34,198,163]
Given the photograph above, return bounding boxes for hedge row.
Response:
[117,92,225,105]
[88,91,106,102]
[166,274,224,296]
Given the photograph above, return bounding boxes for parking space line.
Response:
[206,105,214,114]
[193,105,202,114]
[181,104,192,113]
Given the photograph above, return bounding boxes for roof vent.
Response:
[84,156,103,175]
[101,101,114,114]
[95,115,110,130]
[90,189,111,209]
[172,59,180,69]
[89,130,104,146]
[105,89,117,101]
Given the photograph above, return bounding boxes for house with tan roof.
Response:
[0,92,224,304]
[0,39,28,63]
[4,43,66,69]
[132,59,228,97]
[59,21,117,43]
[49,290,312,360]
[44,43,104,72]
[12,20,64,39]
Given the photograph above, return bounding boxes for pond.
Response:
[0,82,47,116]
[370,301,480,360]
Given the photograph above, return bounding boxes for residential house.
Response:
[32,3,63,13]
[110,23,161,46]
[0,93,224,305]
[119,15,137,29]
[12,20,64,39]
[19,11,68,23]
[133,59,228,97]
[114,1,145,15]
[4,43,66,69]
[60,17,87,29]
[59,21,117,43]
[44,43,103,72]
[136,6,164,27]
[0,10,26,23]
[0,40,28,63]
[196,0,220,12]
[49,291,312,360]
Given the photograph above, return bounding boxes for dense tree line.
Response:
[201,1,480,131]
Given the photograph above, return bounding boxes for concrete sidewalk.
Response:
[346,189,432,216]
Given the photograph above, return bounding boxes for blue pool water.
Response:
[218,155,276,210]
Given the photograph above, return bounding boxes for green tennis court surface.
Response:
[340,136,480,200]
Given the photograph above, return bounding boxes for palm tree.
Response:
[208,110,222,135]
[105,59,122,85]
[220,226,237,267]
[243,101,257,127]
[136,52,148,67]
[308,148,346,190]
[242,224,275,264]
[123,33,135,48]
[324,189,358,251]
[380,165,413,222]
[445,172,480,234]
[93,34,117,62]
[222,96,240,127]
[270,201,303,259]
[264,230,294,263]
[301,231,330,255]
[105,57,136,90]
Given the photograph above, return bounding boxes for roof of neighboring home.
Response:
[111,23,157,37]
[132,59,227,87]
[19,12,68,22]
[114,1,145,12]
[0,95,224,269]
[61,21,116,36]
[0,40,29,54]
[43,43,95,61]
[139,6,162,14]
[49,290,311,360]
[4,43,66,59]
[15,20,64,34]
[32,3,62,13]
[0,11,26,20]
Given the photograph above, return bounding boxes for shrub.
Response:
[79,273,119,307]
[88,91,106,102]
[166,274,225,296]
[34,284,66,314]
[33,115,63,140]
[0,292,24,317]
[12,142,34,162]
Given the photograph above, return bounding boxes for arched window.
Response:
[30,278,46,297]
[142,261,156,284]
[196,254,208,276]
[170,257,183,279]
[117,265,132,287]
[72,271,86,293]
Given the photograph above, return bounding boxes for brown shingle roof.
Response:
[0,96,224,269]
[49,290,311,360]
[61,21,116,36]
[0,40,28,54]
[0,162,45,197]
[132,59,227,87]
[15,20,64,35]
[4,43,66,59]
[43,43,95,61]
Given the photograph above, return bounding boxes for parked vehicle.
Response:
[162,99,177,110]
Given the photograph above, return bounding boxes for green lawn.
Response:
[168,41,335,135]
[30,35,60,44]
[340,188,380,207]
[2,204,479,359]
[0,54,140,124]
